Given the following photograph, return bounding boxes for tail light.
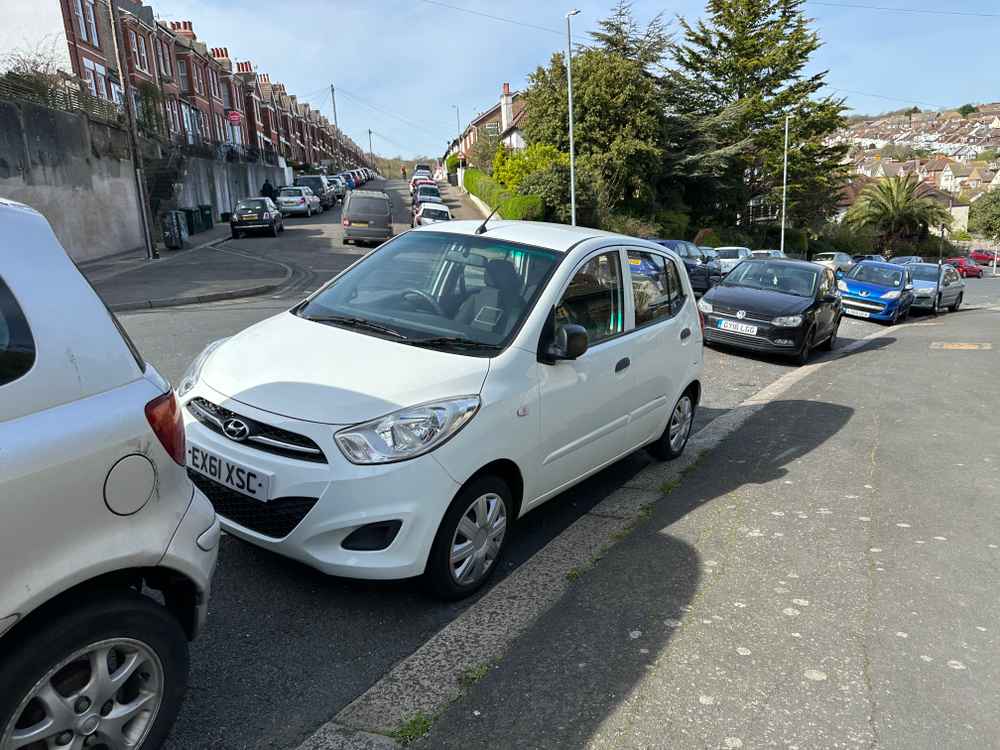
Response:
[298,198,305,204]
[697,307,705,338]
[145,391,185,466]
[342,219,350,227]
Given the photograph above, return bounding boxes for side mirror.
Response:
[835,270,844,279]
[905,283,914,291]
[823,292,839,303]
[549,324,588,361]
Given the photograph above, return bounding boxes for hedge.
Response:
[463,168,544,221]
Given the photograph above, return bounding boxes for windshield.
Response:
[908,264,940,281]
[295,232,561,353]
[349,196,389,213]
[848,264,903,287]
[279,188,303,197]
[716,248,745,259]
[813,253,836,261]
[724,261,818,297]
[236,199,267,211]
[418,187,441,196]
[423,208,450,220]
[700,248,718,259]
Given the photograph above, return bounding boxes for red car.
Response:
[969,248,999,266]
[946,257,985,277]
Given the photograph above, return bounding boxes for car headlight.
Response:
[881,290,901,299]
[915,287,933,295]
[176,338,229,398]
[697,298,713,314]
[335,396,480,464]
[837,280,848,291]
[772,315,804,327]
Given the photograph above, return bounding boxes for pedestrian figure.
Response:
[261,179,275,200]
[400,165,407,180]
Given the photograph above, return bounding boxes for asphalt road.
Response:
[112,195,1000,748]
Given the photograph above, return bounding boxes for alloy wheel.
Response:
[449,493,507,587]
[2,638,164,750]
[669,395,693,453]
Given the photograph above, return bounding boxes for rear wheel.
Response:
[230,230,239,239]
[270,221,279,238]
[0,591,188,750]
[950,292,963,312]
[648,389,696,461]
[794,327,814,366]
[425,475,512,600]
[821,317,840,350]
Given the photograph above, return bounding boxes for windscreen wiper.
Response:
[306,315,407,339]
[407,336,501,351]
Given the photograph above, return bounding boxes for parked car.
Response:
[412,185,444,211]
[177,221,703,599]
[699,258,841,365]
[812,251,854,274]
[294,175,336,209]
[907,262,965,312]
[414,163,433,174]
[328,175,346,201]
[699,247,719,261]
[338,172,356,190]
[715,246,753,274]
[230,197,284,238]
[412,202,452,227]
[277,186,321,217]
[342,189,393,245]
[410,176,436,195]
[890,255,923,265]
[969,248,999,266]
[753,249,786,259]
[851,254,887,264]
[837,261,914,324]
[653,239,722,295]
[946,256,985,278]
[0,198,219,749]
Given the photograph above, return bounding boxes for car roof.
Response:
[853,260,904,271]
[717,245,751,251]
[419,203,450,212]
[744,257,825,270]
[413,219,667,254]
[349,189,389,199]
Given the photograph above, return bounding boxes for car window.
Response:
[236,199,267,211]
[817,270,831,295]
[0,276,35,387]
[278,188,301,196]
[556,252,624,345]
[349,196,389,214]
[626,251,672,326]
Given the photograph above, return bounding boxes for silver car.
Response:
[813,251,854,274]
[0,199,219,750]
[908,262,965,311]
[716,246,753,274]
[277,186,322,217]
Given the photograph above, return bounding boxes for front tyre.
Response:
[0,591,189,750]
[648,390,696,461]
[425,476,511,600]
[821,316,840,350]
[950,293,963,312]
[793,327,814,366]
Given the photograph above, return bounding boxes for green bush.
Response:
[692,228,722,247]
[654,209,690,239]
[603,214,660,239]
[446,153,460,173]
[494,144,568,192]
[500,194,544,220]
[463,168,544,221]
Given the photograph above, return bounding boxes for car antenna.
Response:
[474,205,501,235]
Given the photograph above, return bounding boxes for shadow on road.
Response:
[414,398,855,750]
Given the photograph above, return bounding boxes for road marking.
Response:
[929,342,993,350]
[294,322,918,749]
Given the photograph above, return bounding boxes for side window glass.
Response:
[557,252,624,344]
[627,251,670,326]
[0,276,35,387]
[664,257,686,313]
[818,271,830,296]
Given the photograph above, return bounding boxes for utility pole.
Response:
[108,0,157,259]
[330,84,338,128]
[566,9,580,226]
[368,128,375,169]
[451,104,461,162]
[780,114,790,255]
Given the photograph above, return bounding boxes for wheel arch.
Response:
[462,459,525,520]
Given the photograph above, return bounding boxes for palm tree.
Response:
[845,175,952,254]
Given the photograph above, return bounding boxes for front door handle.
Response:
[615,357,630,373]
[680,328,692,340]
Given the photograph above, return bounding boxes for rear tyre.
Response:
[425,475,512,600]
[270,222,279,238]
[648,389,696,461]
[0,591,189,750]
[230,230,239,239]
[794,327,814,366]
[821,317,840,350]
[950,293,963,312]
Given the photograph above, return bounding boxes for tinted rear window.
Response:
[349,196,389,214]
[0,276,36,387]
[236,199,267,211]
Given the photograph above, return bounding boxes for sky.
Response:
[1,0,997,158]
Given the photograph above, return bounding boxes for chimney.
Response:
[500,82,513,134]
[211,47,230,61]
[236,61,253,74]
[169,20,196,40]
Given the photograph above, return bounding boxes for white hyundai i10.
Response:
[178,220,704,598]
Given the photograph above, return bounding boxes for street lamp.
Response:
[566,9,580,226]
[452,104,461,162]
[780,113,790,255]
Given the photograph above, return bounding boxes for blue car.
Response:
[338,172,356,190]
[837,261,914,323]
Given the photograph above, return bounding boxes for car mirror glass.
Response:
[545,323,588,362]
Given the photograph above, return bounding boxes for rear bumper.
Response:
[159,487,219,639]
[344,226,392,240]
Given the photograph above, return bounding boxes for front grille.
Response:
[843,298,885,312]
[712,306,772,324]
[188,470,318,539]
[187,398,327,463]
[705,327,780,347]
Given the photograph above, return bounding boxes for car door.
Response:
[944,267,963,304]
[814,268,837,336]
[534,249,635,502]
[623,248,693,447]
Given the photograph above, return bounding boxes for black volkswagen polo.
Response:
[699,258,842,365]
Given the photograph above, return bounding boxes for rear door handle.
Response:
[680,328,692,340]
[615,357,630,373]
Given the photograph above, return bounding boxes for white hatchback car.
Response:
[0,199,219,749]
[178,220,703,598]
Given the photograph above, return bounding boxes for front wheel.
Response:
[230,230,240,239]
[950,292,963,312]
[648,390,696,461]
[425,475,512,600]
[821,317,840,350]
[270,222,279,238]
[0,591,189,750]
[794,328,814,366]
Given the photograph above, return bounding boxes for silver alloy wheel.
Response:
[2,638,164,750]
[449,492,507,586]
[669,395,693,453]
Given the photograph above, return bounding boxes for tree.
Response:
[958,103,978,117]
[969,189,1000,241]
[845,175,953,253]
[467,129,500,174]
[493,143,568,192]
[669,0,849,230]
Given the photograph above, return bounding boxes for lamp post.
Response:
[566,9,580,226]
[452,104,461,162]
[780,113,790,255]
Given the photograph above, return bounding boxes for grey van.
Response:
[294,175,336,209]
[343,190,393,246]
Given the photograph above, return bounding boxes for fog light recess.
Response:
[342,520,403,551]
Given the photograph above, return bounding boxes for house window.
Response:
[111,82,123,106]
[177,59,189,92]
[221,83,232,109]
[80,57,107,99]
[155,39,171,77]
[193,65,204,95]
[136,34,150,73]
[73,0,87,39]
[84,0,99,47]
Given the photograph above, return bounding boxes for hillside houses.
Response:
[833,104,1000,159]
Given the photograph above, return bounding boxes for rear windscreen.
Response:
[349,197,389,214]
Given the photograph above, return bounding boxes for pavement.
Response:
[412,303,1000,750]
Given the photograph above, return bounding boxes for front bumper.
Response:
[180,387,460,580]
[703,313,806,353]
[911,292,938,309]
[841,294,900,321]
[159,487,219,638]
